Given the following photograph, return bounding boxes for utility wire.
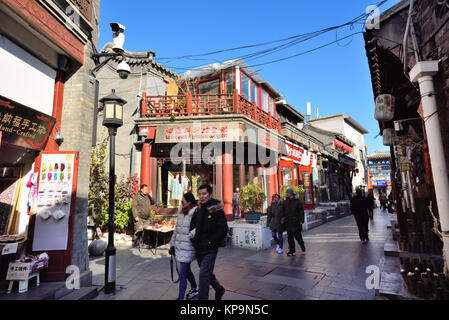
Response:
[159,0,389,72]
[156,0,388,69]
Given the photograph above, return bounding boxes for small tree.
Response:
[280,185,305,202]
[239,182,266,216]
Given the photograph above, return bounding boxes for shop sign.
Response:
[285,142,304,162]
[0,95,55,150]
[6,262,31,280]
[1,243,18,255]
[155,122,241,143]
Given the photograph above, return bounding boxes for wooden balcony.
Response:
[141,91,281,133]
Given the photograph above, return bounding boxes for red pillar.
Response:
[222,152,233,221]
[141,142,152,189]
[45,70,65,152]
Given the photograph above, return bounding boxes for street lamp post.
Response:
[99,89,127,294]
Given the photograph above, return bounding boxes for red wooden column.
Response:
[141,142,151,188]
[222,152,233,221]
[45,70,65,152]
[140,127,157,190]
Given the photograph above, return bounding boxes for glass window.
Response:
[225,72,235,94]
[269,97,275,116]
[251,81,258,105]
[198,79,219,95]
[281,166,292,186]
[241,73,250,100]
[261,90,269,112]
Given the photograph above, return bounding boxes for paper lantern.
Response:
[383,128,395,146]
[375,94,395,122]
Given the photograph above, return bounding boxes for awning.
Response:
[338,154,356,167]
[334,139,353,153]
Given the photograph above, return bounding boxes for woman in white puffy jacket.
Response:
[169,192,199,300]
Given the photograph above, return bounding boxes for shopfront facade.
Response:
[0,0,100,286]
[279,141,317,210]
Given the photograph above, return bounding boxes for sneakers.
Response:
[215,286,226,300]
[287,252,296,256]
[362,240,367,244]
[186,288,199,300]
[277,247,283,254]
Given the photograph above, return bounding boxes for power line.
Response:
[155,0,389,69]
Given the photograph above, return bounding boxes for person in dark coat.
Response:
[280,188,306,256]
[267,194,284,254]
[132,184,155,249]
[350,188,370,244]
[189,184,228,300]
[367,191,375,219]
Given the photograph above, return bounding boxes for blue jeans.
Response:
[178,262,197,300]
[272,231,283,249]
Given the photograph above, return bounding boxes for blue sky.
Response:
[98,0,401,153]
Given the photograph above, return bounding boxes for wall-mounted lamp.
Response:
[54,131,64,146]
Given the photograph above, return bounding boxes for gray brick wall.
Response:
[59,0,101,275]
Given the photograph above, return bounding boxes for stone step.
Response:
[384,242,399,257]
[326,215,336,222]
[306,219,323,230]
[59,287,99,300]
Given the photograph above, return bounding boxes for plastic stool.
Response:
[7,272,40,294]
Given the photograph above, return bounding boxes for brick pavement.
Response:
[91,208,390,300]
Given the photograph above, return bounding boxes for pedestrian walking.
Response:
[169,193,199,300]
[189,184,228,300]
[132,184,155,249]
[380,190,387,211]
[350,188,370,244]
[267,194,284,254]
[367,191,375,219]
[281,188,306,256]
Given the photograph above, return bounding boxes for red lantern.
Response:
[355,168,359,173]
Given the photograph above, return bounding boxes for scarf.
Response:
[182,203,195,214]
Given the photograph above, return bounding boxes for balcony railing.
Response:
[141,91,281,133]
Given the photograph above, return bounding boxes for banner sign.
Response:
[0,95,55,150]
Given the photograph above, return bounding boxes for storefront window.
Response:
[281,167,292,186]
[198,79,220,95]
[241,73,250,100]
[160,161,215,208]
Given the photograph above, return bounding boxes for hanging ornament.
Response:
[375,94,395,122]
[383,128,395,146]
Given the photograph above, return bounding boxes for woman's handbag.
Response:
[170,253,180,284]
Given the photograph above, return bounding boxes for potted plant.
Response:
[239,182,266,223]
[280,185,305,202]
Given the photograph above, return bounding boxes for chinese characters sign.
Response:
[156,122,241,143]
[6,262,31,280]
[0,95,55,150]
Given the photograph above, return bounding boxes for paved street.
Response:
[90,208,389,300]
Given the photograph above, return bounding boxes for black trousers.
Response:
[197,252,222,300]
[355,216,369,241]
[287,231,305,253]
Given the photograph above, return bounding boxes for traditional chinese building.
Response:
[367,151,392,200]
[0,0,101,290]
[137,59,287,220]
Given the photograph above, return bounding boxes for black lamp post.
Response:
[99,89,127,294]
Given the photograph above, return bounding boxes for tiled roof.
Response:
[367,151,391,160]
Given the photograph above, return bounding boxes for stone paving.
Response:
[90,208,390,300]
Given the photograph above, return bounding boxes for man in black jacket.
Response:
[190,184,228,300]
[350,188,370,244]
[281,188,306,256]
